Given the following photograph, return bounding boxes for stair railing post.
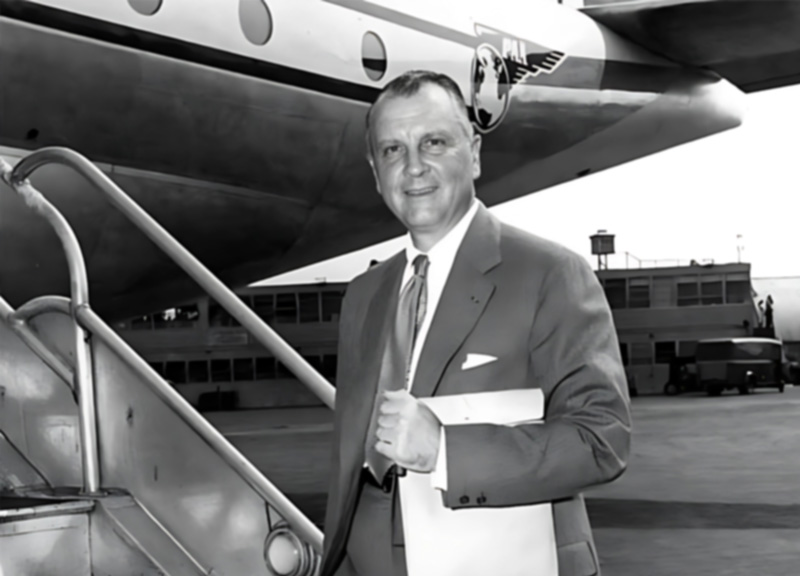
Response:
[1,157,101,495]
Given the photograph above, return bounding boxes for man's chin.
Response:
[403,216,441,236]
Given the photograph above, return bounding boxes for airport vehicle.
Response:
[2,0,800,574]
[785,360,800,385]
[696,338,786,396]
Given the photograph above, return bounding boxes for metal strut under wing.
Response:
[581,0,800,93]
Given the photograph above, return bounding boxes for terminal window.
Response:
[322,354,338,381]
[154,305,200,329]
[233,358,255,381]
[725,280,750,303]
[131,305,201,330]
[275,293,298,323]
[188,360,210,383]
[603,279,626,309]
[303,355,324,372]
[298,293,321,323]
[630,342,653,365]
[148,361,165,377]
[652,277,674,308]
[165,361,187,384]
[701,281,723,305]
[131,314,153,330]
[211,359,232,382]
[252,295,275,322]
[255,357,277,379]
[148,354,338,384]
[677,281,700,306]
[209,300,240,327]
[655,341,677,364]
[628,278,651,308]
[322,290,345,322]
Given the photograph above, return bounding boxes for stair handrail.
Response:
[0,295,75,389]
[0,157,101,495]
[1,148,331,553]
[0,293,323,553]
[78,302,325,553]
[5,147,336,410]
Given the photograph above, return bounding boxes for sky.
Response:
[257,84,800,286]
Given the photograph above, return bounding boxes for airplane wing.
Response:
[581,0,800,92]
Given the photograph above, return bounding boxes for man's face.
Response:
[368,84,481,243]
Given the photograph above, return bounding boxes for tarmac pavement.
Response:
[206,385,800,576]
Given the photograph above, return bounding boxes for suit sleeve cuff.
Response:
[431,426,448,491]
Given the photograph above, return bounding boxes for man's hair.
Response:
[365,70,474,156]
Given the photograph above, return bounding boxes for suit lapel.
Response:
[411,206,502,398]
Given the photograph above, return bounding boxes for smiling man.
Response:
[320,70,631,576]
[367,74,480,253]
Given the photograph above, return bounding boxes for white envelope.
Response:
[399,389,557,576]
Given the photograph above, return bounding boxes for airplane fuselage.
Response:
[0,0,744,317]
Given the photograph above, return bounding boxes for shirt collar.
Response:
[404,199,481,266]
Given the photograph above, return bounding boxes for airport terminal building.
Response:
[597,263,800,395]
[117,262,799,404]
[116,284,347,409]
[597,262,758,395]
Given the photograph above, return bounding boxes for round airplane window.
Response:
[362,32,387,81]
[128,0,163,16]
[239,0,273,46]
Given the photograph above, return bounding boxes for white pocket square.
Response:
[461,353,498,370]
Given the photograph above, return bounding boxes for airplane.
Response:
[1,0,799,321]
[3,3,800,574]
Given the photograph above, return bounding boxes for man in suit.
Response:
[320,70,631,576]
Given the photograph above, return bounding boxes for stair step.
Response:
[0,508,91,576]
[102,495,211,576]
[0,497,93,521]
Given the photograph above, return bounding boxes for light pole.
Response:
[736,234,743,263]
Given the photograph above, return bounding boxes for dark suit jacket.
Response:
[321,205,631,576]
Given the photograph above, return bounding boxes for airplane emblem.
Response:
[470,25,567,133]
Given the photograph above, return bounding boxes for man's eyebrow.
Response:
[421,131,450,140]
[374,129,457,149]
[375,138,402,150]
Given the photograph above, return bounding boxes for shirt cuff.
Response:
[430,426,448,491]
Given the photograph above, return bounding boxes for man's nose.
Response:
[404,148,428,177]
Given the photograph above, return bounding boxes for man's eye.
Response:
[425,138,446,148]
[383,145,401,157]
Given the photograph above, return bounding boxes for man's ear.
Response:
[471,133,482,180]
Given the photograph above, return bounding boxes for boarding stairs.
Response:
[0,148,335,576]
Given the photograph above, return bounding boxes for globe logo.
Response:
[471,43,511,133]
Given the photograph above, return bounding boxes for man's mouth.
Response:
[404,186,437,197]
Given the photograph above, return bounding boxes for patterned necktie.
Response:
[365,254,430,484]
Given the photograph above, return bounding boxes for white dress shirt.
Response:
[402,199,480,389]
[401,199,480,489]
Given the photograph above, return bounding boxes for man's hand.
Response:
[375,389,441,473]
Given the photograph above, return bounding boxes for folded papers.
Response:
[399,389,557,576]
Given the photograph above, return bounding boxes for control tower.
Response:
[590,230,615,270]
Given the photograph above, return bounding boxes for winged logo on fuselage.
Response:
[470,24,567,133]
